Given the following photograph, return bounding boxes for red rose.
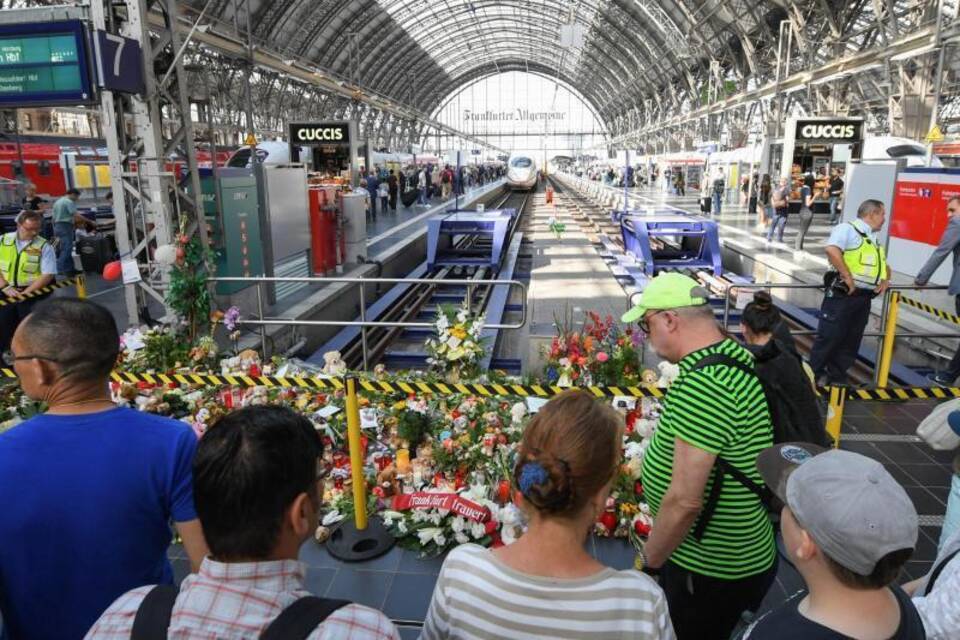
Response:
[490,532,504,548]
[484,520,498,535]
[372,486,385,498]
[599,511,617,531]
[634,481,643,497]
[634,519,652,536]
[248,364,261,378]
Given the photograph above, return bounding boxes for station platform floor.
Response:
[525,186,629,331]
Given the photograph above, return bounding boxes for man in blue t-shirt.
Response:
[0,299,207,640]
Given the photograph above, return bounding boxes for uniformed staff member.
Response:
[0,210,56,354]
[809,199,890,386]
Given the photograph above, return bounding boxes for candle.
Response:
[396,448,411,474]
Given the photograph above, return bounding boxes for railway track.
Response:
[338,188,534,370]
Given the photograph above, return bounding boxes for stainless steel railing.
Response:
[208,275,528,370]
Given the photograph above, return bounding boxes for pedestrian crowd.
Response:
[0,283,957,639]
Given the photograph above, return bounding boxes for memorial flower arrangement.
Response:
[543,310,645,387]
[0,296,674,555]
[425,302,487,381]
[381,485,526,556]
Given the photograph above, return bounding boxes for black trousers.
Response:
[809,290,873,384]
[943,296,960,380]
[0,291,48,353]
[660,556,778,640]
[795,209,814,250]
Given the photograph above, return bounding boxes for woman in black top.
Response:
[795,174,818,251]
[21,183,45,211]
[741,291,830,447]
[758,174,772,227]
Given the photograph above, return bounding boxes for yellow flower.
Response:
[450,326,468,340]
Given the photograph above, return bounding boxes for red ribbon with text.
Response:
[392,492,491,522]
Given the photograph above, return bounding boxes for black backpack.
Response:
[130,584,350,639]
[688,352,827,540]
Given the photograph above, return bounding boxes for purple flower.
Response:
[630,330,643,348]
[223,306,241,332]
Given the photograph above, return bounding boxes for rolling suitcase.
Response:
[77,233,116,273]
[700,196,711,213]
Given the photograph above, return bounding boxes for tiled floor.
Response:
[165,397,953,634]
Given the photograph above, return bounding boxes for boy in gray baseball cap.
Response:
[743,443,925,639]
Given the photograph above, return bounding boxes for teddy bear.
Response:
[376,464,399,498]
[322,351,347,376]
[656,361,680,387]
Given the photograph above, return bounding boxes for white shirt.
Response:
[422,544,675,640]
[912,531,960,639]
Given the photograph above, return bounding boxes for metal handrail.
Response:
[208,275,528,370]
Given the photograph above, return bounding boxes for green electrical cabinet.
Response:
[193,169,264,295]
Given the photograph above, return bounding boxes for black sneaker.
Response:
[928,373,955,387]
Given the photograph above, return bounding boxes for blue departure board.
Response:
[0,20,94,106]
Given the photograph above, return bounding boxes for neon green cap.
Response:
[622,273,710,323]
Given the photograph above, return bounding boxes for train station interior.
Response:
[1,1,960,639]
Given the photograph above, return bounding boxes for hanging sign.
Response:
[0,20,95,106]
[93,30,144,94]
[794,119,864,143]
[288,121,351,145]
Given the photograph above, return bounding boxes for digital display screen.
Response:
[0,21,93,106]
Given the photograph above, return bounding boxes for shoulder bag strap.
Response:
[260,596,352,640]
[131,584,180,640]
[690,354,774,541]
[923,548,960,596]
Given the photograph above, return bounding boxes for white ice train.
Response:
[506,154,539,190]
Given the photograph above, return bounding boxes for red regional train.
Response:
[0,137,233,199]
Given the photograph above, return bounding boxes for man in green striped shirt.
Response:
[623,273,777,640]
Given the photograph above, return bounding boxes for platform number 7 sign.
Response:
[93,30,146,95]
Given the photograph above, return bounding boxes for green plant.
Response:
[134,328,191,372]
[166,234,215,342]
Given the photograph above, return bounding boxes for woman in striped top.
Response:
[421,390,675,640]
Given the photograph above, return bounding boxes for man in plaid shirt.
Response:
[86,406,399,639]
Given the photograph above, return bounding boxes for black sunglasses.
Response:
[638,310,669,334]
[1,353,64,367]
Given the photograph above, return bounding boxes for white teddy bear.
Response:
[321,351,347,376]
[656,361,680,387]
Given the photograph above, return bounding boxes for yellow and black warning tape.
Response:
[899,294,960,326]
[0,367,667,398]
[0,275,84,307]
[4,365,960,401]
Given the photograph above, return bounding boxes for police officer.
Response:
[809,199,890,385]
[0,210,57,354]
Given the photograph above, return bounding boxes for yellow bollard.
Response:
[345,377,368,531]
[825,385,845,448]
[74,274,86,299]
[877,291,900,388]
